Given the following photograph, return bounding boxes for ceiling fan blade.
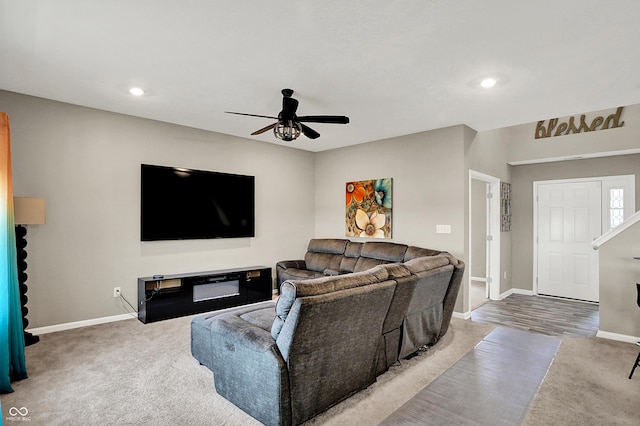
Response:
[225,111,278,120]
[251,122,278,135]
[297,115,350,124]
[300,123,320,139]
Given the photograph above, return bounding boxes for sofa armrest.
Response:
[209,314,291,426]
[277,260,307,270]
[438,260,465,341]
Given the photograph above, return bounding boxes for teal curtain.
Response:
[1,112,27,393]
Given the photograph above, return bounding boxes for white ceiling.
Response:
[2,0,640,152]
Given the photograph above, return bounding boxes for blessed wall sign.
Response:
[535,106,624,139]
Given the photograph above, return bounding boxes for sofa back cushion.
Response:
[404,254,451,274]
[304,238,349,273]
[339,241,363,273]
[271,266,389,339]
[399,264,454,357]
[307,238,349,254]
[404,246,441,261]
[353,241,408,272]
[277,280,396,424]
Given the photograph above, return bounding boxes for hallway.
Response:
[471,293,599,337]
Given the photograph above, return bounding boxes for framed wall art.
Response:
[346,178,392,238]
[501,182,511,232]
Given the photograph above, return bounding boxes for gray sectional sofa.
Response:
[191,239,464,426]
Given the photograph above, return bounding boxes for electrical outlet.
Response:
[113,287,121,298]
[436,224,451,234]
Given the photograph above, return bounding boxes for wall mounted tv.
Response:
[141,164,255,241]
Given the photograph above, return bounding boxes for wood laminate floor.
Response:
[380,327,561,426]
[471,293,599,337]
[381,295,599,425]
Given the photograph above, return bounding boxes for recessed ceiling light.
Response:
[129,87,145,96]
[480,78,496,88]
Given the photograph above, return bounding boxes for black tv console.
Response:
[137,266,272,323]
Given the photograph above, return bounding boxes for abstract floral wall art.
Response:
[346,178,392,238]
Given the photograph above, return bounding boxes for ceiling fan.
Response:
[225,89,349,141]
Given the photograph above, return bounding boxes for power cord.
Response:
[143,280,163,302]
[145,289,159,302]
[117,291,138,318]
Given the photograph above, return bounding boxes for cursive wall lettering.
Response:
[535,106,624,139]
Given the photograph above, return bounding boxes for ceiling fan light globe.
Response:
[274,121,302,141]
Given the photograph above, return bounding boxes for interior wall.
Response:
[314,126,468,311]
[466,128,513,295]
[6,89,638,330]
[510,154,640,292]
[507,104,640,164]
[1,90,316,328]
[598,220,640,338]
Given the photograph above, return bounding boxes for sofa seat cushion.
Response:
[271,266,390,339]
[240,307,277,332]
[278,268,325,281]
[191,300,276,370]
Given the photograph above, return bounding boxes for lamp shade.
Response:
[14,197,46,225]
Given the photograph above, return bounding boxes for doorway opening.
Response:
[469,170,501,314]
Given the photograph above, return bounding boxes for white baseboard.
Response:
[27,313,136,335]
[453,311,471,320]
[499,288,534,299]
[596,330,640,343]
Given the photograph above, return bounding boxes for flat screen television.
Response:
[141,164,255,241]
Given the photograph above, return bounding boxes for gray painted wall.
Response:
[314,126,470,312]
[467,127,513,295]
[598,221,640,337]
[2,90,316,328]
[507,104,640,164]
[313,126,468,253]
[4,88,639,337]
[510,155,640,292]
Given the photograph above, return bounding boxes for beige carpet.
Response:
[1,314,639,425]
[523,337,640,425]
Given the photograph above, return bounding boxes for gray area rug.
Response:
[380,327,561,426]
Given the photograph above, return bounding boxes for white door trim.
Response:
[469,170,501,310]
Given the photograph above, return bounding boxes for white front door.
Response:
[536,181,601,302]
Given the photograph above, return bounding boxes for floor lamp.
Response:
[14,197,46,346]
